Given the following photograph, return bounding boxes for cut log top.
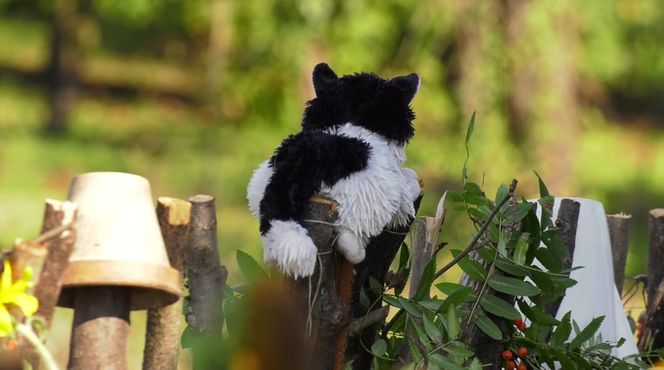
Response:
[651,209,664,218]
[157,197,191,225]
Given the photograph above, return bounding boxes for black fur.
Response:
[303,64,418,145]
[259,130,371,234]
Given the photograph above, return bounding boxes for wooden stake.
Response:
[68,287,131,370]
[287,196,341,370]
[33,199,78,326]
[143,197,191,370]
[17,199,77,370]
[544,198,580,318]
[607,213,632,294]
[639,209,664,352]
[185,195,227,368]
[410,217,435,298]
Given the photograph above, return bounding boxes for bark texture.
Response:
[185,195,226,336]
[68,287,131,370]
[287,196,342,370]
[544,199,580,318]
[607,213,632,294]
[639,209,664,351]
[143,197,191,370]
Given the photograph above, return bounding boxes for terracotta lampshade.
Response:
[57,172,182,310]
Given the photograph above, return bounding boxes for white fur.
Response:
[248,123,420,277]
[247,160,273,219]
[262,220,318,278]
[321,123,420,263]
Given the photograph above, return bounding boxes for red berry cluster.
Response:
[502,347,528,369]
[503,319,529,370]
[513,318,527,332]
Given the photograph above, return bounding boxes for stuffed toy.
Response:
[247,63,421,278]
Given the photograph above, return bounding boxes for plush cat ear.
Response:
[312,63,338,95]
[391,73,420,102]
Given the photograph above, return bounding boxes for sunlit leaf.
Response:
[534,171,550,198]
[236,250,268,283]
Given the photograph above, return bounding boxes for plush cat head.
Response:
[302,63,419,145]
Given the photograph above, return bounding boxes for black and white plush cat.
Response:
[247,63,421,278]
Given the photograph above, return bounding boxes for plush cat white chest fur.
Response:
[247,123,420,277]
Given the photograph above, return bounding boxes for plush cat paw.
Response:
[262,220,317,278]
[336,229,366,264]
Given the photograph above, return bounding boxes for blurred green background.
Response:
[0,0,662,367]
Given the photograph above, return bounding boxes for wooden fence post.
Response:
[22,199,78,369]
[68,286,131,370]
[143,197,191,370]
[286,196,341,370]
[638,209,664,351]
[544,199,580,318]
[185,195,227,369]
[607,213,631,295]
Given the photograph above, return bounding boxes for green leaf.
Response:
[443,341,475,359]
[487,276,541,296]
[542,230,570,259]
[553,349,576,369]
[430,354,465,370]
[504,202,535,225]
[441,286,474,313]
[553,311,573,345]
[414,258,436,300]
[398,297,422,318]
[447,305,459,339]
[474,311,502,340]
[497,232,507,257]
[529,269,556,297]
[180,326,192,348]
[447,191,465,202]
[369,276,383,292]
[411,319,431,349]
[534,246,563,273]
[371,338,388,356]
[418,299,443,312]
[236,250,268,283]
[534,170,550,197]
[468,358,482,370]
[569,316,605,350]
[517,300,559,325]
[453,251,487,282]
[423,314,442,343]
[383,295,401,308]
[513,233,529,265]
[436,282,468,295]
[462,112,476,185]
[477,247,528,277]
[479,295,520,320]
[495,184,509,204]
[399,243,410,271]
